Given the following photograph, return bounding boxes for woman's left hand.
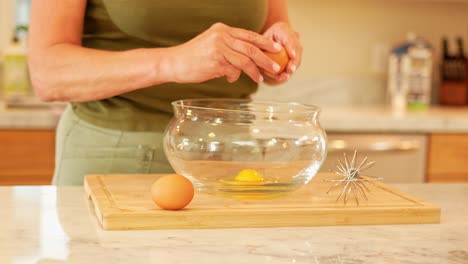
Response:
[262,22,302,83]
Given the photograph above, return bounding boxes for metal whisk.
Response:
[324,150,382,205]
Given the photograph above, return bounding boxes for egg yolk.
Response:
[235,169,264,182]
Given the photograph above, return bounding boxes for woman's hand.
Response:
[262,22,302,83]
[168,23,283,84]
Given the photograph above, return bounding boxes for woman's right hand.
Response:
[168,23,283,84]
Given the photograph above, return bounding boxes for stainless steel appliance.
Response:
[320,133,427,183]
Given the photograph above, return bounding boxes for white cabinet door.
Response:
[320,133,427,183]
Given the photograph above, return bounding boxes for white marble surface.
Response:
[321,106,468,133]
[0,184,467,264]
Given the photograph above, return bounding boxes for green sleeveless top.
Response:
[73,0,268,131]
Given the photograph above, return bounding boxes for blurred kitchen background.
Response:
[0,0,467,185]
[256,0,468,107]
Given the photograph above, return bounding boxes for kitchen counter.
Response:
[2,101,468,133]
[0,100,63,129]
[321,106,468,133]
[0,184,466,264]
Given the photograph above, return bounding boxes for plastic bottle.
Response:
[388,32,433,112]
[2,34,31,98]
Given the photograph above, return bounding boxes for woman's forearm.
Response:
[29,44,175,102]
[262,0,289,33]
[29,0,282,103]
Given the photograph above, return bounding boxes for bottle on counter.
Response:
[387,32,433,112]
[2,32,31,99]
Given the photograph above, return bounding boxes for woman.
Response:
[28,0,302,185]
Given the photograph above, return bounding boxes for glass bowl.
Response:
[163,99,327,199]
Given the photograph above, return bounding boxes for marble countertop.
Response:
[0,184,467,264]
[2,100,468,133]
[321,106,468,133]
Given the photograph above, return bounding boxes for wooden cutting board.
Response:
[84,173,440,230]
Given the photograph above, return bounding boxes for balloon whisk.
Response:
[324,150,382,205]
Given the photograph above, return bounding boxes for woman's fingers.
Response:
[282,31,302,74]
[263,22,302,76]
[229,27,282,53]
[265,71,290,83]
[277,72,290,82]
[225,35,281,75]
[223,65,242,83]
[223,48,263,83]
[171,22,299,84]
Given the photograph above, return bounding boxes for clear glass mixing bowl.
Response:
[163,99,327,199]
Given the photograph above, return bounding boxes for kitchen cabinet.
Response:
[0,129,55,185]
[427,134,468,182]
[0,130,467,185]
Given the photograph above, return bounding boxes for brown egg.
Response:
[150,174,194,210]
[264,46,289,76]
